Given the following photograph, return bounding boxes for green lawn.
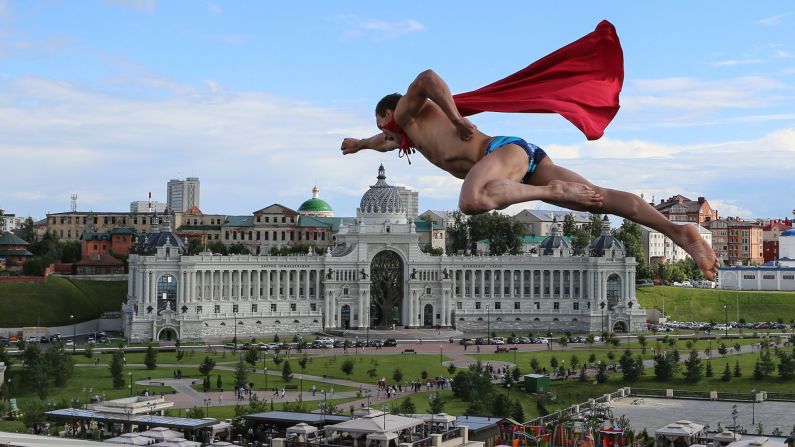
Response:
[0,276,126,326]
[189,369,356,394]
[636,286,795,323]
[393,389,542,421]
[262,353,452,385]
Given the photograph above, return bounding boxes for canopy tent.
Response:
[105,433,157,445]
[139,427,184,442]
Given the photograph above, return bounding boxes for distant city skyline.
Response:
[1,1,794,220]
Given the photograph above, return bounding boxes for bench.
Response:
[284,384,298,391]
[402,349,416,354]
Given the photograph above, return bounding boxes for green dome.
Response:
[299,198,333,212]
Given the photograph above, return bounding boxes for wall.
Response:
[0,316,122,338]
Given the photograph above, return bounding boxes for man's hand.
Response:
[341,138,362,155]
[453,117,477,141]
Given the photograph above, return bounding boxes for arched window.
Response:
[606,274,622,310]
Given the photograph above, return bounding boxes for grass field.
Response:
[0,276,126,326]
[636,286,795,322]
[262,353,452,385]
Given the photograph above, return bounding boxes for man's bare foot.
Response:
[674,224,720,280]
[547,180,604,209]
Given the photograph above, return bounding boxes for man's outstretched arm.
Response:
[396,69,476,141]
[341,134,400,155]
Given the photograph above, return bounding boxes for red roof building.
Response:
[762,218,793,263]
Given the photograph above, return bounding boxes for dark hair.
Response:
[375,93,402,117]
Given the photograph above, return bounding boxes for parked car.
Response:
[493,337,506,345]
[383,338,398,347]
[459,338,474,346]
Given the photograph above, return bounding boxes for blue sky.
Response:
[1,1,794,221]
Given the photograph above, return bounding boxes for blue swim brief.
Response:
[484,136,547,184]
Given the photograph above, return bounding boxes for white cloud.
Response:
[335,15,426,41]
[757,12,791,26]
[772,49,793,59]
[207,2,221,15]
[709,200,753,218]
[713,59,762,67]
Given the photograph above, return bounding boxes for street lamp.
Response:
[204,397,212,418]
[128,372,133,396]
[439,345,443,365]
[506,383,511,400]
[70,314,76,354]
[627,301,633,346]
[486,305,491,344]
[264,368,269,391]
[233,308,238,350]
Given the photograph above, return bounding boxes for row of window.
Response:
[743,274,795,280]
[464,301,585,311]
[225,230,326,242]
[255,215,294,224]
[197,302,318,314]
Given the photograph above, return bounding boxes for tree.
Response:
[245,347,259,366]
[705,361,714,378]
[511,401,525,422]
[282,361,293,382]
[654,353,676,382]
[491,394,512,418]
[429,393,445,414]
[392,368,403,383]
[109,351,125,388]
[340,359,354,376]
[620,350,643,382]
[760,349,776,377]
[753,359,765,380]
[718,343,728,355]
[398,397,416,415]
[144,344,157,370]
[21,400,48,430]
[298,355,309,373]
[529,358,541,373]
[199,356,216,376]
[613,219,651,279]
[18,217,37,244]
[559,337,569,350]
[45,342,73,388]
[637,335,648,356]
[447,211,470,254]
[734,360,742,377]
[684,350,703,384]
[467,212,526,255]
[595,362,609,383]
[234,359,248,388]
[60,240,82,263]
[777,350,795,380]
[721,363,732,382]
[22,343,49,399]
[216,374,223,390]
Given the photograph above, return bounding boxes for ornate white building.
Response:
[123,166,643,341]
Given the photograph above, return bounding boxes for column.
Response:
[479,270,485,298]
[127,268,133,296]
[304,270,310,299]
[469,270,475,298]
[519,270,525,298]
[529,270,535,299]
[136,267,144,303]
[294,269,300,299]
[209,270,214,301]
[275,269,281,299]
[149,271,156,307]
[255,270,261,300]
[239,269,244,299]
[540,270,545,298]
[459,270,464,297]
[142,270,149,307]
[510,270,515,297]
[315,269,321,299]
[501,270,506,298]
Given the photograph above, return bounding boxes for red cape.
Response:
[453,20,623,141]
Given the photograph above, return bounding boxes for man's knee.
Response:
[458,194,492,215]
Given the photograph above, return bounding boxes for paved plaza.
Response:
[611,397,795,434]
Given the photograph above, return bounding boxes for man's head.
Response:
[375,93,403,141]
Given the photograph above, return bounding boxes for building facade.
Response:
[654,195,718,225]
[513,210,592,237]
[130,201,167,214]
[46,211,163,241]
[167,177,201,213]
[705,218,763,265]
[123,166,642,341]
[641,223,713,265]
[762,219,792,263]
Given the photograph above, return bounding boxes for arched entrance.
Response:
[370,250,404,328]
[423,304,434,327]
[612,321,627,333]
[157,327,178,341]
[340,305,351,329]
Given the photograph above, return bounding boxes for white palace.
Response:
[123,166,644,341]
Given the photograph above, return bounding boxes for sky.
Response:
[1,1,794,222]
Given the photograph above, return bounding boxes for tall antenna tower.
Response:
[70,193,78,212]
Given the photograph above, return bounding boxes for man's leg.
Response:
[529,157,719,280]
[458,145,603,215]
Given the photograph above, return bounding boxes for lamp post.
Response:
[439,345,443,365]
[70,314,76,354]
[627,301,633,346]
[128,372,133,396]
[233,309,238,350]
[486,305,491,345]
[204,398,211,418]
[724,304,729,337]
[320,390,328,427]
[506,383,511,400]
[264,368,268,391]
